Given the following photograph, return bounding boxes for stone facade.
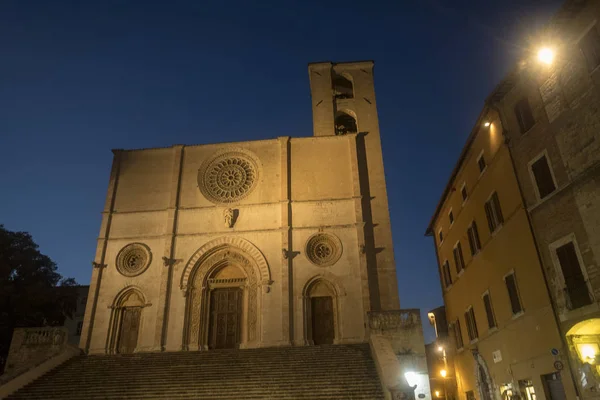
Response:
[79,61,402,355]
[488,0,600,398]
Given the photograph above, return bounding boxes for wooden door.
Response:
[118,307,141,354]
[311,296,334,345]
[543,373,567,400]
[208,288,242,349]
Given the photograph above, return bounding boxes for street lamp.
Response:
[440,369,447,378]
[537,47,555,65]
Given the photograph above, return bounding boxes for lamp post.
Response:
[440,369,448,400]
[438,345,449,400]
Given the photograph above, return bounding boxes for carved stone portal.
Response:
[184,245,263,350]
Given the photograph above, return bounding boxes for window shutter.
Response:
[483,294,496,329]
[453,247,460,273]
[484,201,494,232]
[467,227,475,255]
[531,156,556,199]
[473,221,481,250]
[469,308,478,339]
[493,192,504,224]
[505,274,523,314]
[556,242,591,309]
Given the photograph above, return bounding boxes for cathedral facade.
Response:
[80,61,401,354]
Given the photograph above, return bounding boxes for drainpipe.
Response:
[486,101,581,400]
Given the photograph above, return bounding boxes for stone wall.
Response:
[3,327,69,378]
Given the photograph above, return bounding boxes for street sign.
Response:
[554,360,564,371]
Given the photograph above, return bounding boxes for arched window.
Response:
[335,112,357,135]
[333,74,353,99]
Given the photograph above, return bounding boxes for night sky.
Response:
[0,0,562,342]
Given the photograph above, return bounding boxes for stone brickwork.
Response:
[3,328,69,378]
[493,0,600,330]
[79,61,406,358]
[488,1,600,398]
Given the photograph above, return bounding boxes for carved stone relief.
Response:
[115,243,152,277]
[198,150,260,204]
[305,233,343,267]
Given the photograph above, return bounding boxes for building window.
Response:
[504,272,524,315]
[461,183,468,203]
[453,242,465,274]
[442,260,452,288]
[438,229,444,244]
[464,306,479,342]
[530,153,556,200]
[580,25,600,72]
[482,292,497,329]
[449,210,454,225]
[514,97,535,134]
[484,192,504,233]
[477,152,487,174]
[453,319,464,350]
[466,391,475,400]
[518,379,536,400]
[467,221,481,255]
[556,241,592,310]
[76,321,83,336]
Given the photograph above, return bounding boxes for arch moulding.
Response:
[180,236,272,293]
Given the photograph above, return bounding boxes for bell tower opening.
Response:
[335,111,357,135]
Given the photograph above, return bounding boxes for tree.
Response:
[0,225,78,372]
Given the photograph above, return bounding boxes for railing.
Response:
[368,309,421,331]
[2,327,69,379]
[22,328,66,346]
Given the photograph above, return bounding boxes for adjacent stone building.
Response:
[427,1,600,399]
[426,107,576,400]
[487,0,600,398]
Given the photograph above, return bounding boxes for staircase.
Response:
[6,344,385,399]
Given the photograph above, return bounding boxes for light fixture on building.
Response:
[577,343,599,363]
[537,47,555,65]
[484,122,491,127]
[435,390,441,398]
[404,371,419,387]
[440,369,447,378]
[437,345,443,352]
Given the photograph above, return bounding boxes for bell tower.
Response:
[308,61,400,311]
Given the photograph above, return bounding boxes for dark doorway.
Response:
[478,364,492,400]
[208,288,242,349]
[542,372,567,400]
[117,307,141,354]
[311,296,335,345]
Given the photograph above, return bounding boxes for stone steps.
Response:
[6,343,385,399]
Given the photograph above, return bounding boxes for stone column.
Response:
[279,136,293,346]
[80,150,121,353]
[349,133,371,339]
[154,145,184,351]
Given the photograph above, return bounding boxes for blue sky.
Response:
[0,0,561,342]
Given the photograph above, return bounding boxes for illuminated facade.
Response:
[426,108,577,400]
[488,0,600,398]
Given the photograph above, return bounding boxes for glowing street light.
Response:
[437,345,444,352]
[484,122,491,127]
[537,47,555,65]
[440,369,448,378]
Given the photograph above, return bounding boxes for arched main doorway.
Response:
[180,237,272,351]
[206,265,245,349]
